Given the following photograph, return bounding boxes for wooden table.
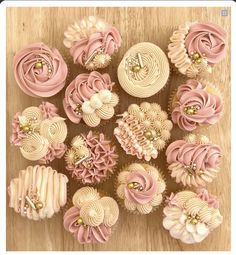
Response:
[6,7,231,251]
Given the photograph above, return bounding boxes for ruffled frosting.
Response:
[8,165,68,220]
[114,102,173,161]
[163,189,223,244]
[166,134,222,187]
[63,187,119,244]
[39,101,58,119]
[171,79,223,131]
[13,42,68,97]
[63,71,119,127]
[118,42,169,98]
[65,131,118,184]
[63,16,121,70]
[117,163,166,214]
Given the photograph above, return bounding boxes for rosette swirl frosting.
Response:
[13,42,68,97]
[63,187,119,244]
[117,163,166,214]
[171,79,223,131]
[63,71,119,127]
[166,134,222,187]
[8,165,68,220]
[163,189,223,244]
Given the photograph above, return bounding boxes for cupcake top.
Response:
[10,102,67,163]
[114,102,173,161]
[63,16,122,70]
[163,189,223,244]
[8,165,68,220]
[63,187,119,244]
[116,163,166,214]
[168,22,227,78]
[171,79,223,131]
[166,134,222,187]
[65,131,118,184]
[13,42,68,97]
[117,42,170,98]
[63,71,119,127]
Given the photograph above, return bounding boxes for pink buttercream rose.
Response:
[39,101,58,119]
[185,22,227,64]
[171,79,223,131]
[63,71,114,124]
[70,27,121,66]
[197,188,220,209]
[10,112,27,146]
[14,42,68,97]
[124,171,157,204]
[39,143,67,164]
[63,206,111,244]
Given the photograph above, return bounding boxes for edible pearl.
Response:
[128,183,134,189]
[132,65,141,72]
[22,126,30,132]
[192,53,200,60]
[77,217,83,224]
[190,218,198,225]
[144,130,152,139]
[35,201,43,210]
[35,62,43,69]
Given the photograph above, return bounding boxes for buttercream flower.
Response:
[63,71,119,127]
[13,42,68,97]
[63,16,121,70]
[39,101,58,119]
[39,143,67,164]
[171,79,223,131]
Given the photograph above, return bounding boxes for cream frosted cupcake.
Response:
[114,102,173,161]
[166,134,222,187]
[63,71,119,127]
[63,16,121,70]
[116,163,166,214]
[8,165,68,220]
[10,102,67,163]
[163,189,223,244]
[168,22,227,78]
[63,187,119,244]
[118,42,170,98]
[170,79,223,131]
[65,131,118,185]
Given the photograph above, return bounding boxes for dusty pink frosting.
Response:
[66,131,118,184]
[63,71,114,124]
[13,42,68,97]
[10,112,27,146]
[166,140,222,172]
[63,206,111,244]
[185,22,227,64]
[39,101,59,119]
[124,171,157,204]
[39,143,67,164]
[70,27,121,66]
[171,80,223,131]
[197,188,220,209]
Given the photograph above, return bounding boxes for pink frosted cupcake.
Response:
[63,71,119,127]
[166,134,222,187]
[65,131,118,185]
[116,163,166,214]
[168,22,227,77]
[63,16,121,70]
[10,102,67,163]
[63,187,119,244]
[8,165,68,220]
[170,79,223,131]
[13,42,68,97]
[163,189,223,244]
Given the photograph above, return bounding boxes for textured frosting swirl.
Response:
[13,42,68,97]
[8,165,68,220]
[171,79,223,131]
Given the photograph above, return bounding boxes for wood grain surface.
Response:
[6,7,231,251]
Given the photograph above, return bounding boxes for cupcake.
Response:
[168,22,227,78]
[10,102,67,163]
[63,71,119,127]
[117,42,170,98]
[170,79,223,131]
[8,165,68,220]
[166,134,222,187]
[163,189,223,244]
[13,42,68,97]
[63,16,121,70]
[116,163,166,214]
[65,131,118,184]
[63,187,119,244]
[114,102,173,161]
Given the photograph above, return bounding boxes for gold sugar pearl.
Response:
[190,218,198,225]
[128,182,134,189]
[35,61,43,69]
[35,201,43,210]
[77,217,83,225]
[192,53,200,60]
[132,65,141,73]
